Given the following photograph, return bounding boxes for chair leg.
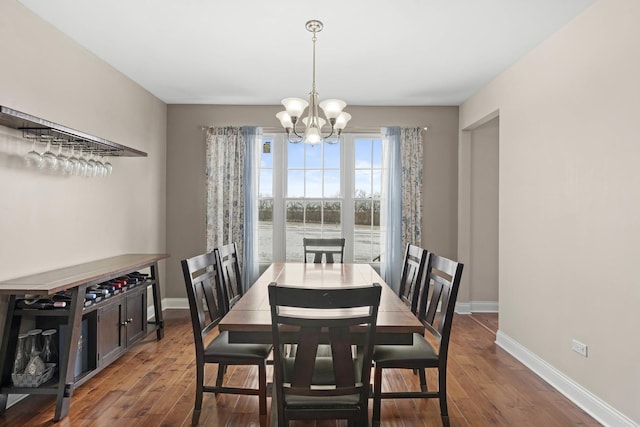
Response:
[193,362,204,424]
[358,401,369,427]
[258,363,267,416]
[438,366,448,418]
[215,363,226,393]
[372,365,383,426]
[419,368,428,392]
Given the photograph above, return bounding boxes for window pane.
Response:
[261,140,273,167]
[305,144,322,169]
[285,200,304,262]
[288,143,304,168]
[372,170,381,199]
[324,201,341,226]
[286,200,304,224]
[306,201,321,226]
[355,170,372,198]
[258,199,273,262]
[355,139,372,168]
[355,200,372,226]
[305,170,322,197]
[324,170,341,197]
[372,139,382,168]
[259,169,272,197]
[324,141,340,168]
[354,204,371,259]
[354,199,381,263]
[287,170,304,197]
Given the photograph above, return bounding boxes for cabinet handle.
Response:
[127,318,133,324]
[120,321,128,327]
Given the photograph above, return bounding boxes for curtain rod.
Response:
[201,126,428,133]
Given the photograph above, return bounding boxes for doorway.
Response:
[459,114,499,325]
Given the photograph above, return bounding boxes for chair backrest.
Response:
[303,237,346,263]
[215,242,243,311]
[181,252,227,354]
[416,253,464,361]
[268,283,382,417]
[397,244,428,314]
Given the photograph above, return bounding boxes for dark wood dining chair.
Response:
[372,253,464,426]
[215,242,243,311]
[303,237,346,263]
[181,252,272,425]
[268,282,382,426]
[398,244,429,315]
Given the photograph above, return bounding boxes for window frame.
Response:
[258,132,381,268]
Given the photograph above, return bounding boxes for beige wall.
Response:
[0,0,167,326]
[460,0,639,423]
[469,118,499,304]
[166,105,459,299]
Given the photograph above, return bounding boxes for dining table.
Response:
[218,262,425,345]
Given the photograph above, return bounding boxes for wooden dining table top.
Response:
[218,262,425,344]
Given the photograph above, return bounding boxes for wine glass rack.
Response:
[0,106,147,157]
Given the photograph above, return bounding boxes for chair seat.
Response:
[284,393,361,407]
[205,330,272,360]
[373,333,438,367]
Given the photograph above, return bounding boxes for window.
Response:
[258,133,382,267]
[353,138,382,263]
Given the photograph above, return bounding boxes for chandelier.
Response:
[276,20,351,145]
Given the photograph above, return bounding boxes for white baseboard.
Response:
[162,298,189,310]
[496,331,638,427]
[147,297,188,319]
[6,394,26,409]
[455,300,498,314]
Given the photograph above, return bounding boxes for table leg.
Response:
[54,285,85,421]
[149,262,164,340]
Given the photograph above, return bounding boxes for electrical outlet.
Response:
[571,339,588,357]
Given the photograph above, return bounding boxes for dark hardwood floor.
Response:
[0,311,600,426]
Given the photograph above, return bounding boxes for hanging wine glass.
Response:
[24,140,43,169]
[103,156,113,176]
[56,144,72,175]
[68,145,79,174]
[41,140,58,171]
[86,151,97,178]
[95,154,106,178]
[77,150,89,177]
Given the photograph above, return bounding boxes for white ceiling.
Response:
[18,0,595,106]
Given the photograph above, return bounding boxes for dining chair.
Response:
[372,253,464,427]
[181,252,272,425]
[303,237,346,263]
[398,244,429,315]
[215,242,243,311]
[268,282,382,426]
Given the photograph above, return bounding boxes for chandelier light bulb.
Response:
[319,99,347,120]
[281,98,308,120]
[303,126,322,145]
[334,112,352,131]
[276,111,294,129]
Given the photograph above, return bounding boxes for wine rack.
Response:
[0,254,168,422]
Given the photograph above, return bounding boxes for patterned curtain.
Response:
[400,127,423,249]
[206,127,245,263]
[381,126,423,291]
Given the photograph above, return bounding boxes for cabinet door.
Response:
[97,300,124,366]
[125,290,147,346]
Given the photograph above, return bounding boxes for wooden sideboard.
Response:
[0,253,168,421]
